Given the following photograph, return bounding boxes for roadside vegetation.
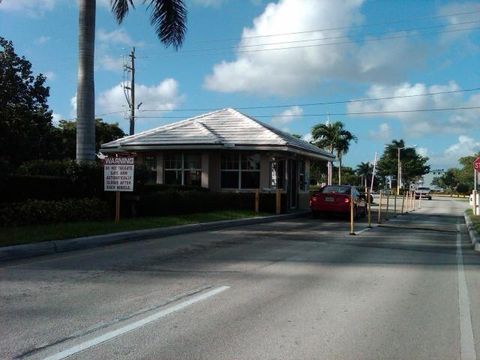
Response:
[466,209,480,234]
[0,210,264,247]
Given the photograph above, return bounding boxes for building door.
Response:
[288,159,298,209]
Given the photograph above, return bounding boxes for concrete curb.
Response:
[0,211,310,262]
[463,210,480,252]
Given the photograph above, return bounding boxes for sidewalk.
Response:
[0,211,309,262]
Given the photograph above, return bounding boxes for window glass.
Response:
[165,170,182,185]
[184,154,201,170]
[144,156,157,184]
[221,153,239,170]
[221,172,239,188]
[241,172,260,189]
[241,154,260,170]
[184,170,202,186]
[299,161,306,191]
[164,153,182,169]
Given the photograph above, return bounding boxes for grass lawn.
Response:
[466,209,480,233]
[0,210,268,247]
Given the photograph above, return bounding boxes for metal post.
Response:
[394,193,397,217]
[367,186,372,228]
[350,193,355,235]
[385,191,390,221]
[377,191,383,224]
[115,191,120,224]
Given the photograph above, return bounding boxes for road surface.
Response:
[1,197,479,360]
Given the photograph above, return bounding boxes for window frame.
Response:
[221,152,261,190]
[164,152,202,186]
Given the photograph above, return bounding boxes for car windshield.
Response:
[322,186,350,194]
[418,187,430,191]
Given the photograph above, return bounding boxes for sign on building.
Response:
[104,157,135,192]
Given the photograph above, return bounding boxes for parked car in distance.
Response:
[310,185,367,218]
[356,186,374,204]
[415,187,432,200]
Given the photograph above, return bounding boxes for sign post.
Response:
[104,157,135,223]
[473,157,480,215]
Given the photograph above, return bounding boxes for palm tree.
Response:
[76,0,186,162]
[356,162,372,187]
[311,121,357,184]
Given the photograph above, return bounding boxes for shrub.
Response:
[0,198,110,227]
[134,191,283,217]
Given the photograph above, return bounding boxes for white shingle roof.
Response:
[102,108,334,160]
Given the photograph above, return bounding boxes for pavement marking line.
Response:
[456,223,477,360]
[41,285,230,360]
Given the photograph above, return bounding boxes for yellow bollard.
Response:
[367,187,372,228]
[377,191,383,224]
[393,193,397,217]
[401,192,405,214]
[385,191,390,221]
[255,189,260,213]
[350,193,355,235]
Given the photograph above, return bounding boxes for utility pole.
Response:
[123,47,136,135]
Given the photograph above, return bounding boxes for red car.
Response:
[310,185,367,218]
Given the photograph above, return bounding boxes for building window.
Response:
[164,153,202,186]
[299,160,306,191]
[270,159,285,189]
[221,152,260,189]
[144,156,157,184]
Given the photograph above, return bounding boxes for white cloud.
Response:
[347,81,480,136]
[98,55,125,72]
[98,79,185,117]
[430,135,480,168]
[416,147,428,158]
[96,29,144,72]
[271,106,303,126]
[70,95,77,118]
[204,0,429,96]
[43,71,56,81]
[437,2,480,44]
[191,0,227,7]
[35,36,51,45]
[0,0,57,16]
[98,29,137,47]
[368,123,391,141]
[52,113,63,126]
[302,133,313,142]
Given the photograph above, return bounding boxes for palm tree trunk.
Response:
[76,0,96,162]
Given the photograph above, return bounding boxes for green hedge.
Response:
[0,198,110,227]
[134,191,285,217]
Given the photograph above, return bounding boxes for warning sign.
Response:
[104,157,135,192]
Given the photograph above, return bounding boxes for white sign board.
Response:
[104,157,135,192]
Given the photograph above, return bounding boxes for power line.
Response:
[134,106,480,119]
[195,20,480,52]
[136,86,480,113]
[190,9,480,44]
[145,24,479,58]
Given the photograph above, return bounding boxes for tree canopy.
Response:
[311,121,357,184]
[0,37,57,169]
[377,139,430,188]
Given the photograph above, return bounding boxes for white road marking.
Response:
[456,223,476,360]
[42,286,230,360]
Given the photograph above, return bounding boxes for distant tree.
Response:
[311,121,357,184]
[377,139,429,189]
[291,134,302,139]
[54,119,125,159]
[0,37,56,169]
[356,162,372,187]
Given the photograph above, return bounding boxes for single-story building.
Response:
[101,108,335,210]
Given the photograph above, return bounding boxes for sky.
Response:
[1,0,480,172]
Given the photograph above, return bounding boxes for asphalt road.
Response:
[1,197,479,360]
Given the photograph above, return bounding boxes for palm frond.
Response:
[146,0,186,49]
[111,0,135,23]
